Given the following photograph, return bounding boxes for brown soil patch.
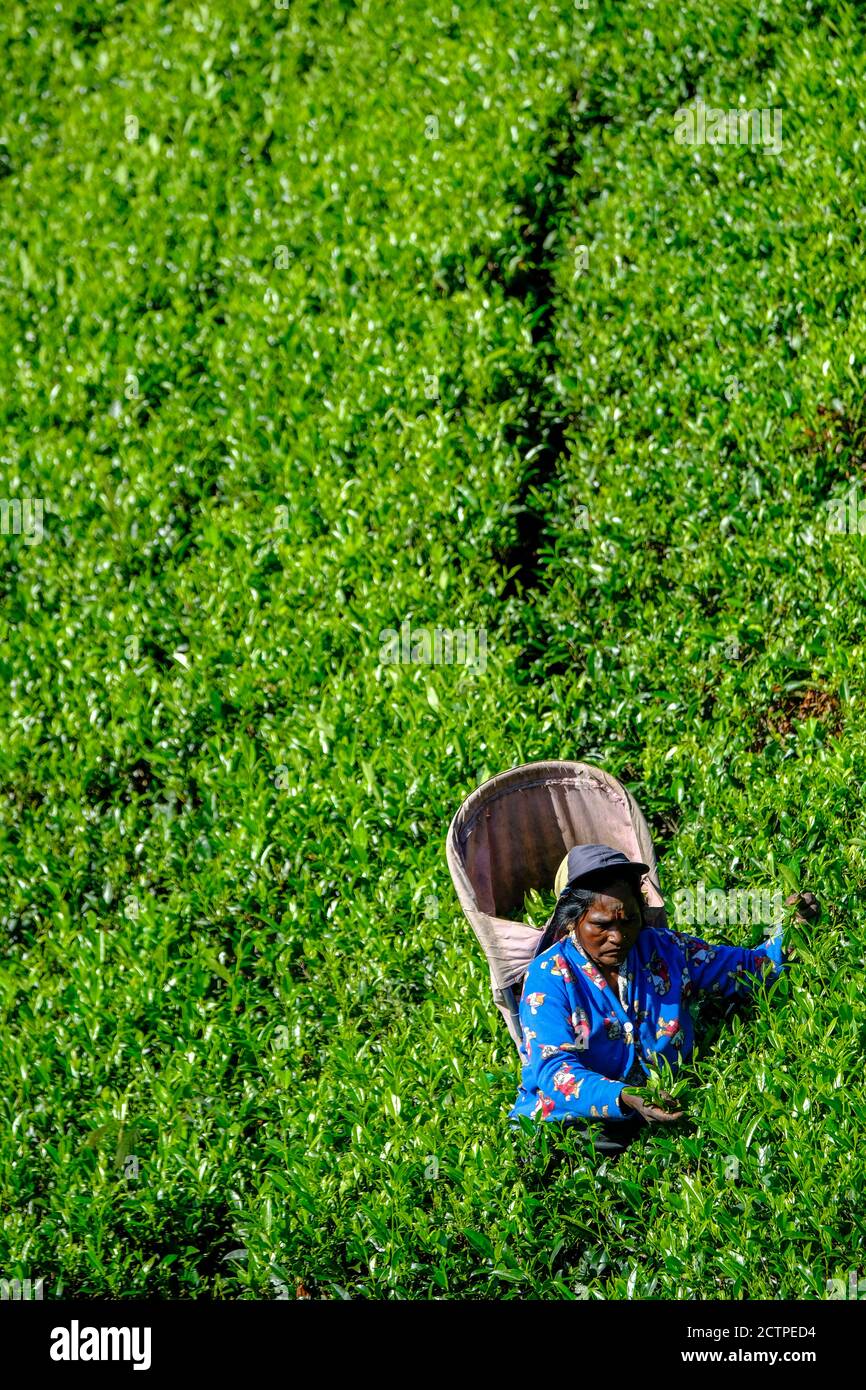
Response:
[752,686,843,750]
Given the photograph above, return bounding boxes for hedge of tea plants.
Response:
[0,0,864,1298]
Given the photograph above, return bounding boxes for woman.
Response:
[510,844,793,1146]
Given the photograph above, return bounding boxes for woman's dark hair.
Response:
[548,887,604,945]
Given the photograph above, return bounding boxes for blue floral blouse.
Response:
[510,924,785,1124]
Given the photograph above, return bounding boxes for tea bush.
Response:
[0,0,864,1299]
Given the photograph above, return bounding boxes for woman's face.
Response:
[573,878,642,968]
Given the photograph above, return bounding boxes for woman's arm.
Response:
[664,925,785,999]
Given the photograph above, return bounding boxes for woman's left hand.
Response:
[619,1089,685,1123]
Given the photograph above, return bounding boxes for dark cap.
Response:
[554,843,649,896]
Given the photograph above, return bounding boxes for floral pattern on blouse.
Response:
[511,925,783,1124]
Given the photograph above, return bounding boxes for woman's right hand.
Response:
[619,1088,685,1123]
